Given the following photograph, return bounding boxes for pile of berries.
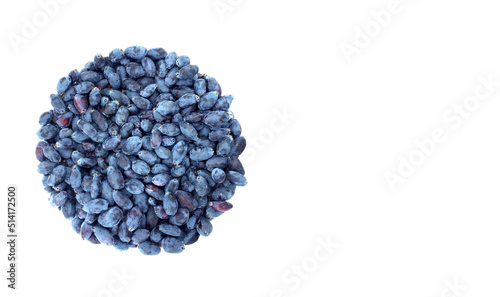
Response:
[36,46,247,255]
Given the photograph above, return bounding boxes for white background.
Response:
[1,0,500,296]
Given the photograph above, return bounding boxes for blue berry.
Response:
[165,52,178,69]
[177,93,199,108]
[132,160,150,176]
[165,67,179,87]
[147,47,167,60]
[126,63,146,79]
[194,79,207,96]
[177,65,199,80]
[80,221,93,240]
[56,76,72,94]
[107,166,125,189]
[112,190,133,209]
[196,218,213,237]
[94,226,114,246]
[179,121,198,141]
[226,170,247,186]
[75,81,94,94]
[198,91,219,110]
[229,136,246,156]
[156,100,179,116]
[122,78,141,92]
[140,84,157,98]
[175,190,198,211]
[138,241,160,255]
[206,76,222,94]
[83,199,109,214]
[141,57,156,77]
[159,224,182,237]
[175,55,190,68]
[113,237,130,251]
[210,201,233,212]
[109,48,124,62]
[214,95,234,111]
[217,136,233,157]
[39,111,54,126]
[125,178,145,195]
[211,168,226,184]
[206,156,228,171]
[42,145,62,163]
[204,111,231,127]
[169,208,189,226]
[121,136,143,155]
[124,45,147,60]
[161,237,184,254]
[98,206,123,228]
[190,147,214,161]
[81,71,103,83]
[162,191,178,216]
[50,94,66,114]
